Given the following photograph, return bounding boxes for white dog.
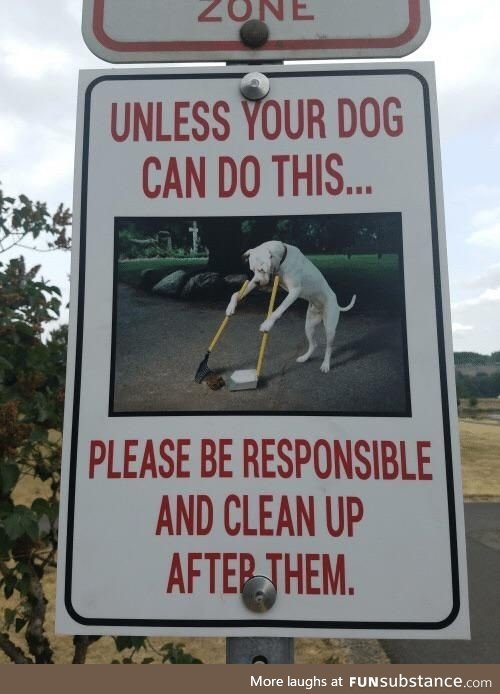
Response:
[226,240,356,373]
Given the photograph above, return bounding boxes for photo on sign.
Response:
[110,213,410,416]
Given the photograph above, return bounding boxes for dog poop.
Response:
[205,373,225,390]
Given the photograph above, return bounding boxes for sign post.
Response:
[227,636,294,664]
[56,64,469,647]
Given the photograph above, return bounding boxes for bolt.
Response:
[240,72,270,101]
[240,19,269,49]
[242,576,277,613]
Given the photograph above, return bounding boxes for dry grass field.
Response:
[1,411,499,664]
[460,397,500,413]
[460,419,500,498]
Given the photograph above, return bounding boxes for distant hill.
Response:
[454,351,500,366]
[453,352,500,398]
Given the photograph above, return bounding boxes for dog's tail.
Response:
[339,294,357,312]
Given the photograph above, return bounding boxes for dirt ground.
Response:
[1,415,498,664]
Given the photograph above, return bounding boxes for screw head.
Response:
[240,72,270,101]
[240,19,270,49]
[242,576,277,613]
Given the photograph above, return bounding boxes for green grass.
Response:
[309,253,397,276]
[309,253,398,286]
[309,254,401,312]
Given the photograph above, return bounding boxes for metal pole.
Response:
[226,577,293,663]
[227,47,289,664]
[226,638,294,664]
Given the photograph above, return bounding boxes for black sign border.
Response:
[64,68,460,631]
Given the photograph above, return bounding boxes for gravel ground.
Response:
[113,285,409,416]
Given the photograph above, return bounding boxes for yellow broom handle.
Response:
[256,275,280,377]
[208,280,249,353]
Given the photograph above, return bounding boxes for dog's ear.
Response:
[242,248,253,262]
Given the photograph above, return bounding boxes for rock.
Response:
[152,270,189,297]
[224,274,249,291]
[139,267,172,291]
[180,272,225,300]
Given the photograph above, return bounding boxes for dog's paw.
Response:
[296,353,311,363]
[260,319,274,333]
[226,303,236,317]
[320,362,330,373]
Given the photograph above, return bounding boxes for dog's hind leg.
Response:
[296,304,322,363]
[320,304,340,373]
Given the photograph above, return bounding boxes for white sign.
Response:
[82,0,431,63]
[57,63,469,638]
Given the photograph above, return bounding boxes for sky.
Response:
[1,0,499,355]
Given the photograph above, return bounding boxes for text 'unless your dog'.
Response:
[110,97,405,143]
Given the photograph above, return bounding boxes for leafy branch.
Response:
[0,186,202,665]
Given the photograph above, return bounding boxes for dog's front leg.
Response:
[225,278,258,316]
[260,288,301,332]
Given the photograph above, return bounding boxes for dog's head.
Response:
[243,242,283,287]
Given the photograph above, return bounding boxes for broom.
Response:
[194,279,249,384]
[228,274,280,391]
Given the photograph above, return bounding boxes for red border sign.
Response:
[83,0,431,63]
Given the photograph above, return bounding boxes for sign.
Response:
[56,64,469,638]
[82,0,431,63]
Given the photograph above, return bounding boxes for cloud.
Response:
[1,114,76,207]
[411,1,500,135]
[0,114,25,154]
[467,224,500,249]
[465,263,500,290]
[467,205,500,249]
[466,185,500,202]
[0,39,72,80]
[0,1,105,208]
[65,0,82,23]
[0,2,87,54]
[452,323,473,335]
[454,199,500,350]
[451,294,500,353]
[419,1,500,88]
[453,287,500,311]
[472,207,500,228]
[29,143,74,192]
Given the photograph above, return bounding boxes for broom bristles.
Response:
[194,352,211,383]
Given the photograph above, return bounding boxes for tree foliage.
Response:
[454,351,500,398]
[456,370,500,399]
[0,190,71,254]
[0,188,202,665]
[454,351,500,366]
[0,189,71,663]
[116,213,402,278]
